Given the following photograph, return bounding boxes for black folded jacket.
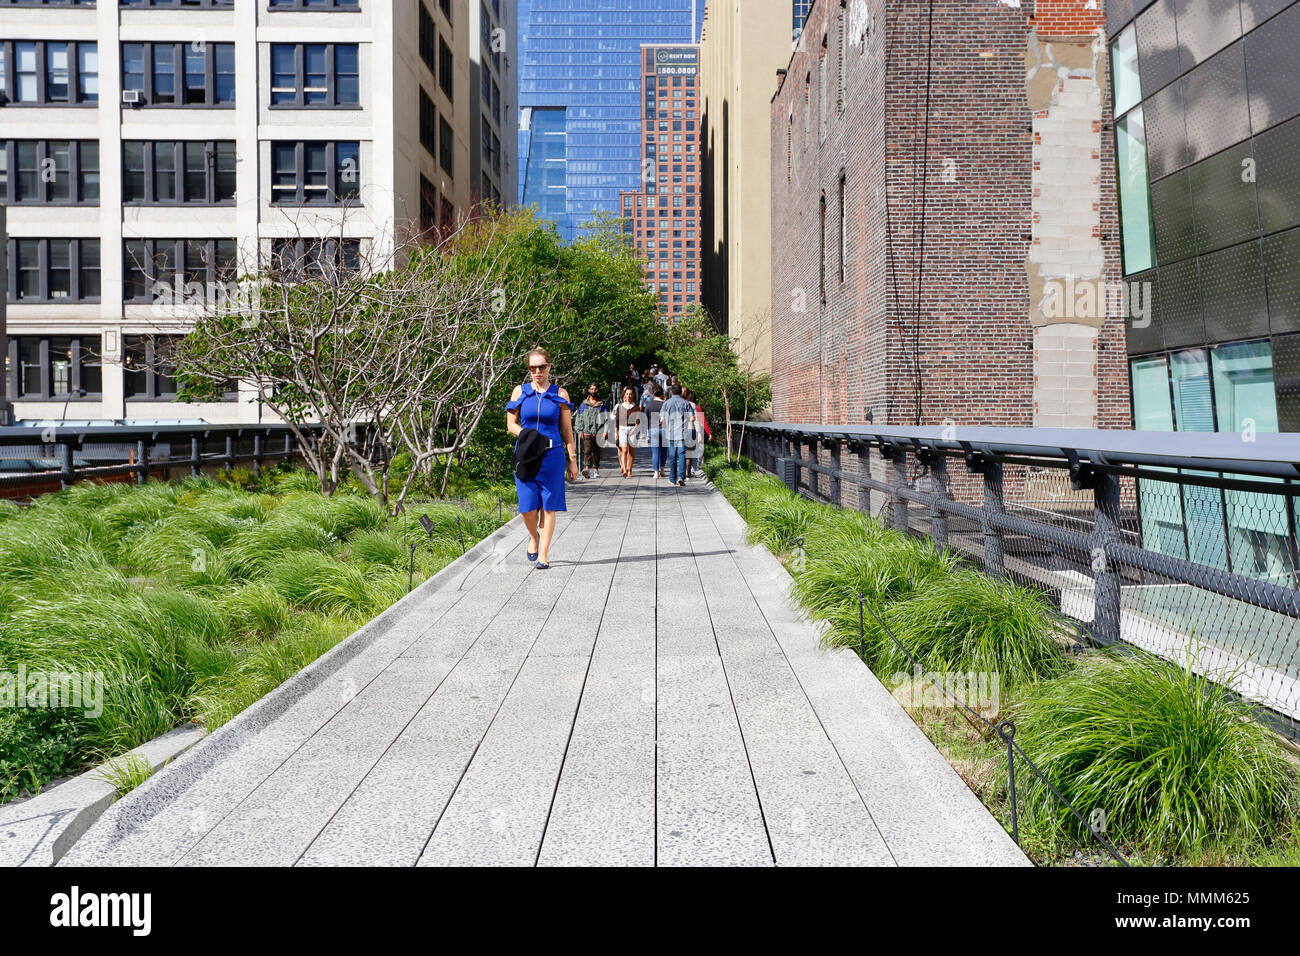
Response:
[512,428,552,482]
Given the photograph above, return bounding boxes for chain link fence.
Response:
[736,423,1300,739]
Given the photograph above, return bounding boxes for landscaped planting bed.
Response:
[707,457,1300,866]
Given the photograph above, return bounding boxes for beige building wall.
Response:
[699,0,789,375]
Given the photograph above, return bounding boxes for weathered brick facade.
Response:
[768,0,1130,440]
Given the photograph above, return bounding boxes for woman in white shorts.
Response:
[616,386,639,479]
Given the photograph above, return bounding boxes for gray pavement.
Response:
[62,455,1028,867]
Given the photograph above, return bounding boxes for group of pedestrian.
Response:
[605,363,712,483]
[506,351,714,569]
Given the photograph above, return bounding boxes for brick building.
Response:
[767,0,1130,435]
[619,44,702,323]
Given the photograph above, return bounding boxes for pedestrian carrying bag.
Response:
[513,428,552,482]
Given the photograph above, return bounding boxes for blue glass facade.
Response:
[517,0,705,241]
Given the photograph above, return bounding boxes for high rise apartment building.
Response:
[0,0,512,425]
[516,0,702,242]
[619,44,700,324]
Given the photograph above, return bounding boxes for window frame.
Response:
[266,0,358,9]
[0,39,97,105]
[268,140,362,206]
[268,42,360,109]
[6,237,100,303]
[122,140,236,205]
[0,139,99,205]
[119,40,235,108]
[6,334,103,402]
[122,237,237,304]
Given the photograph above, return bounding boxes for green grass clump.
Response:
[96,753,154,797]
[1013,651,1297,855]
[347,529,408,568]
[879,571,1068,690]
[794,535,960,663]
[747,491,816,554]
[0,468,506,802]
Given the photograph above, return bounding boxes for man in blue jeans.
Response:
[659,384,695,487]
[643,384,666,478]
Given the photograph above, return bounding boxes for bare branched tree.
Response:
[165,211,551,511]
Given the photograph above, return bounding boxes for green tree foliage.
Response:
[664,308,771,460]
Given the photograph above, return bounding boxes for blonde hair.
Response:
[526,347,552,366]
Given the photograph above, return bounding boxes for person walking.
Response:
[506,348,577,569]
[660,384,695,487]
[574,383,607,479]
[643,384,666,479]
[684,388,712,477]
[615,385,639,478]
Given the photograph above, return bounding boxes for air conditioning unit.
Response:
[121,89,141,105]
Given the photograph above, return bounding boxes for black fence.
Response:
[733,422,1300,739]
[0,422,318,498]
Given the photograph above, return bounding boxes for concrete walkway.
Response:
[62,459,1027,867]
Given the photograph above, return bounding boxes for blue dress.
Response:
[507,381,571,513]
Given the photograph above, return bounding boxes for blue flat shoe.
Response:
[535,562,551,570]
[527,550,539,562]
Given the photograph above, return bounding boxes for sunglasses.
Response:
[529,364,550,372]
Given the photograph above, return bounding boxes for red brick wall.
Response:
[769,0,1129,432]
[1032,0,1106,37]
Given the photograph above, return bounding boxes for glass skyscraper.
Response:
[517,0,705,241]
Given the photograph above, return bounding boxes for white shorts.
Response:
[618,426,635,447]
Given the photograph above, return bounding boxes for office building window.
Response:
[438,116,453,175]
[419,3,437,75]
[6,335,102,401]
[123,238,236,302]
[0,140,98,204]
[420,174,438,235]
[419,87,438,158]
[270,43,359,107]
[123,140,235,204]
[120,41,234,106]
[0,40,96,104]
[438,36,453,101]
[269,238,361,278]
[268,0,358,8]
[270,141,360,205]
[121,0,233,6]
[1116,107,1155,275]
[6,238,99,302]
[122,335,180,401]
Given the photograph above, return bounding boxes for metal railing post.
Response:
[829,438,842,507]
[981,460,1006,577]
[136,439,149,486]
[1093,471,1122,645]
[856,443,871,514]
[224,435,234,473]
[928,453,949,548]
[190,436,201,477]
[888,445,908,532]
[59,441,75,490]
[253,432,263,476]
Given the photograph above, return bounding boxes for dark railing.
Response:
[733,422,1300,738]
[0,422,321,498]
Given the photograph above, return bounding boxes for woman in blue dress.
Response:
[505,347,578,569]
